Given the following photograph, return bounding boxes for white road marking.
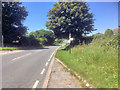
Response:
[32,80,39,88]
[50,54,53,59]
[12,53,32,61]
[45,62,49,66]
[50,52,54,59]
[52,52,54,55]
[48,58,51,62]
[48,51,55,62]
[41,68,45,74]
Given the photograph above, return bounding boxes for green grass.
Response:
[0,46,43,50]
[0,47,20,50]
[56,36,118,88]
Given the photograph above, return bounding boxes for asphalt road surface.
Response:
[2,46,59,88]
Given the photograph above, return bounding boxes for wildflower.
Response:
[86,83,89,87]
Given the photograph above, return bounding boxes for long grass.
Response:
[56,35,118,88]
[0,47,20,50]
[0,46,43,50]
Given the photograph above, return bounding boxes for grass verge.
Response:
[0,47,20,50]
[0,46,43,51]
[56,44,118,88]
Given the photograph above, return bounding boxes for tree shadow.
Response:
[18,46,49,50]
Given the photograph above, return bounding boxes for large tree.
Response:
[30,30,55,45]
[2,2,28,45]
[46,1,95,44]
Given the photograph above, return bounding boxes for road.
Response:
[2,46,59,88]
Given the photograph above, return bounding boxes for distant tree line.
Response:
[86,29,119,48]
[69,28,118,49]
[29,29,55,46]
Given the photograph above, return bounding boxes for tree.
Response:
[29,30,55,45]
[46,1,95,44]
[2,2,28,45]
[104,29,113,37]
[28,35,40,46]
[54,39,64,45]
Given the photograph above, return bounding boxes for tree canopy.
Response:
[104,29,113,37]
[2,2,28,44]
[29,30,55,45]
[46,1,95,44]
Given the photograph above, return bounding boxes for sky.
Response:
[22,2,118,35]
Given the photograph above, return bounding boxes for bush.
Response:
[29,30,55,45]
[54,39,64,45]
[104,29,113,37]
[37,37,48,46]
[56,31,118,88]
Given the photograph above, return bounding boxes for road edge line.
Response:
[32,80,39,88]
[42,48,58,88]
[41,68,45,75]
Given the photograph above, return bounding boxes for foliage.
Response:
[71,36,93,46]
[56,29,118,88]
[104,29,113,37]
[92,30,118,49]
[29,29,55,45]
[46,1,95,44]
[37,37,48,46]
[56,35,118,88]
[17,35,40,46]
[2,2,28,44]
[54,39,64,45]
[92,33,104,40]
[56,44,118,88]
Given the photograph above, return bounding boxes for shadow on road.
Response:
[18,47,49,50]
[31,47,49,50]
[1,45,61,51]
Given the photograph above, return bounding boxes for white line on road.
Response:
[41,68,45,75]
[48,58,51,62]
[48,51,55,62]
[50,52,54,59]
[12,53,32,61]
[52,52,54,56]
[32,80,39,88]
[45,62,49,66]
[50,54,53,59]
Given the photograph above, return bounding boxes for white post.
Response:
[69,33,71,40]
[69,33,71,54]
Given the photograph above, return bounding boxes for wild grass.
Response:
[0,47,20,50]
[0,46,43,50]
[56,34,118,88]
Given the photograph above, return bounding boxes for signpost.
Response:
[68,33,73,54]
